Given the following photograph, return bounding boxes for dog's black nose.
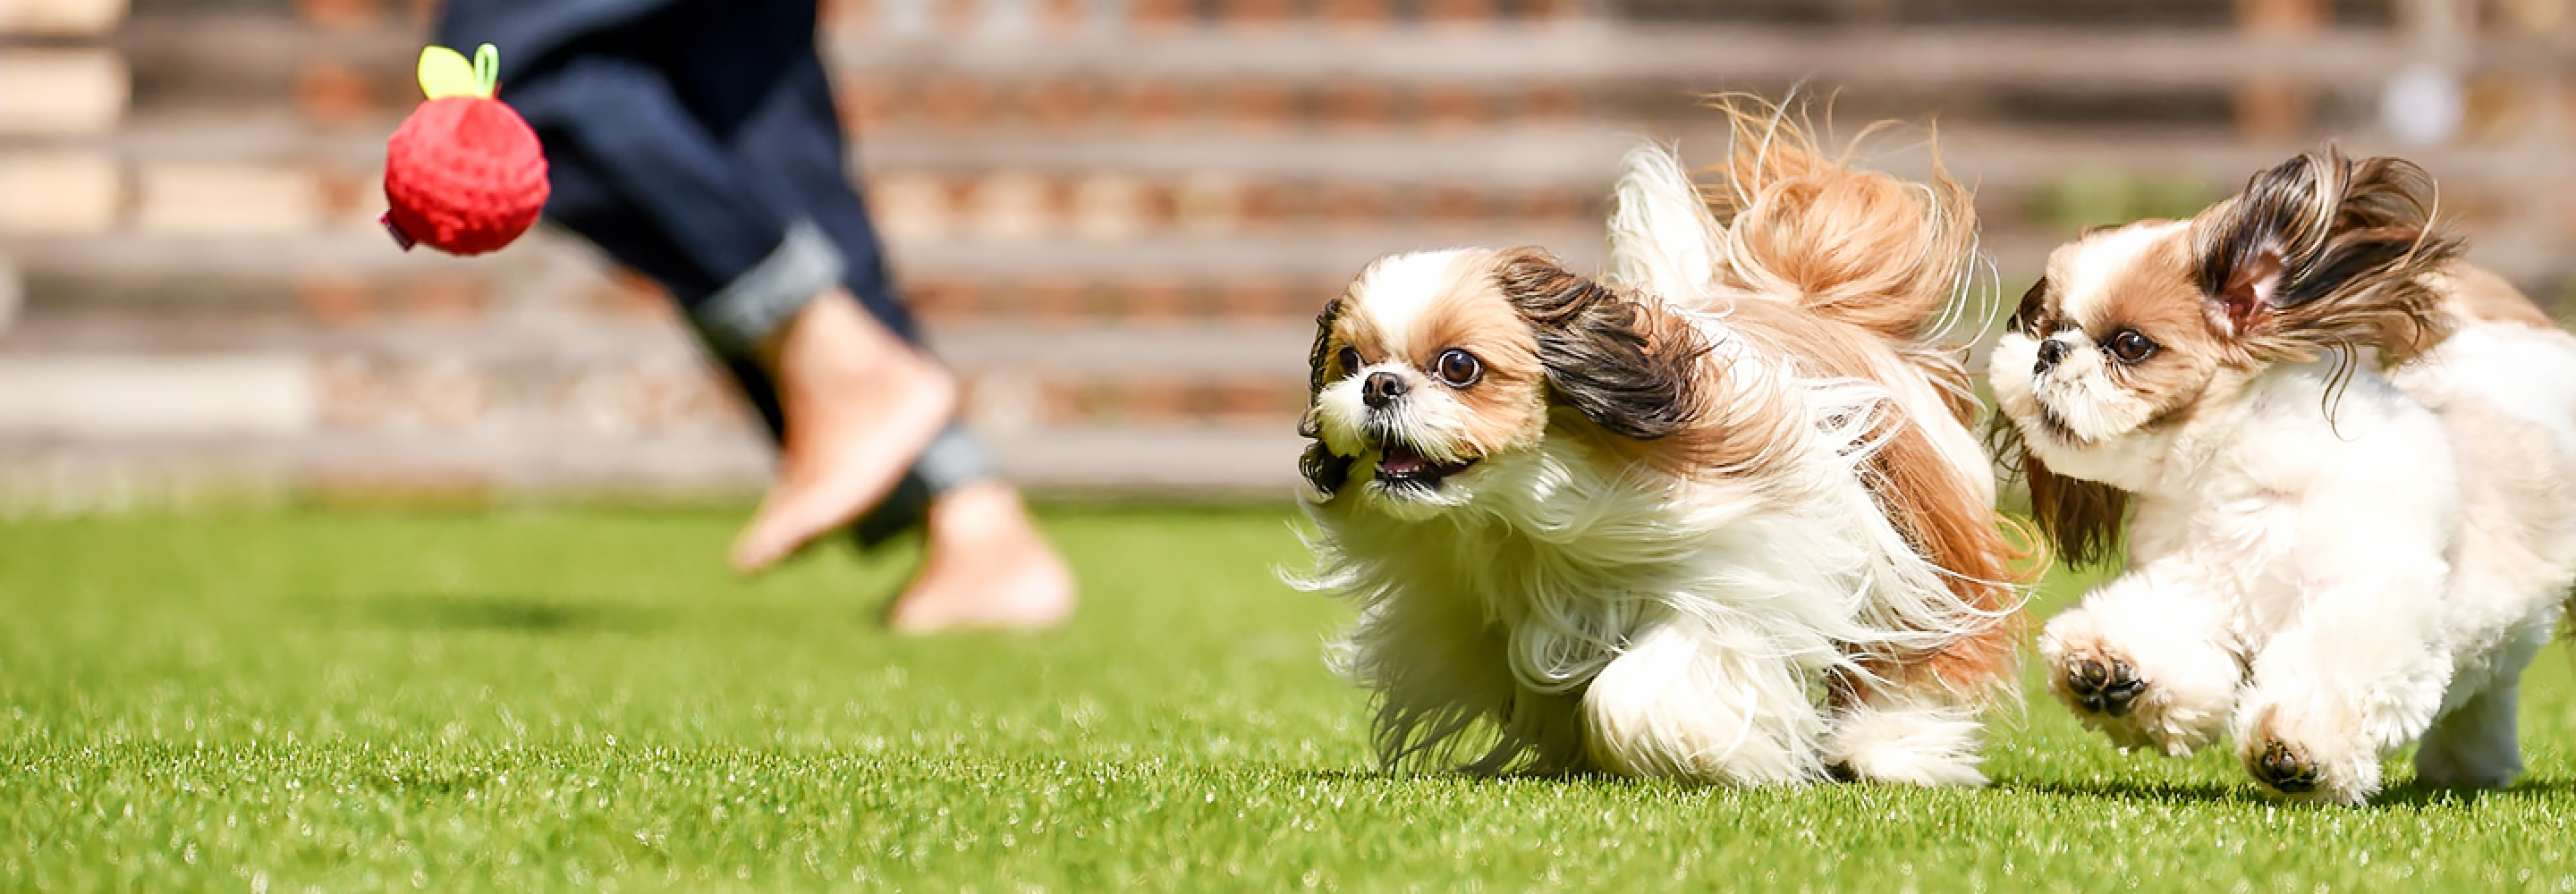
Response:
[2034,337,2071,374]
[1362,371,1409,409]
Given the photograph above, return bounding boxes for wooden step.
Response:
[0,316,1316,439]
[0,150,121,234]
[0,0,127,36]
[13,224,2566,319]
[11,224,1610,280]
[131,160,327,234]
[0,353,314,436]
[0,49,127,134]
[111,13,2533,110]
[0,423,1306,498]
[821,24,2550,89]
[24,117,2573,260]
[0,316,1317,377]
[0,253,18,335]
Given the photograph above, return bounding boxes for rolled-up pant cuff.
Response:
[850,422,998,546]
[691,219,846,354]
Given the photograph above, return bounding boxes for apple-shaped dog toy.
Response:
[381,44,549,256]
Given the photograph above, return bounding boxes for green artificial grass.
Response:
[5,507,2575,892]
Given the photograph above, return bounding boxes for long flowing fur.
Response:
[1991,148,2576,804]
[1611,104,2024,703]
[1296,105,2028,786]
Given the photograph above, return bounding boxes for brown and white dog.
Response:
[1992,149,2576,804]
[1289,107,2024,785]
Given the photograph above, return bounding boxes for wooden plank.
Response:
[28,114,2576,202]
[111,13,2556,97]
[0,316,1319,377]
[132,161,327,234]
[0,49,127,135]
[854,126,1630,184]
[0,354,315,436]
[0,151,120,234]
[0,253,17,335]
[822,24,2561,89]
[0,0,127,36]
[988,426,1301,492]
[0,425,1304,494]
[887,225,1606,276]
[11,224,1609,279]
[931,323,1310,375]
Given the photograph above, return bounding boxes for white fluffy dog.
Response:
[1289,108,2024,786]
[1989,148,2576,804]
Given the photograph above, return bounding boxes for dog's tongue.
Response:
[1379,443,1431,475]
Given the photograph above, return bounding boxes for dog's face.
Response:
[1987,150,2459,563]
[1298,248,1705,520]
[1988,220,2231,467]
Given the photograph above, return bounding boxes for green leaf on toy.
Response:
[418,44,501,100]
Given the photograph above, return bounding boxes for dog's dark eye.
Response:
[1432,348,1481,387]
[1336,347,1362,377]
[2104,328,2158,365]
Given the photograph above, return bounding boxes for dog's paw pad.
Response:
[2063,655,2147,717]
[2250,740,2324,795]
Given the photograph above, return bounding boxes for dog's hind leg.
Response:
[1580,612,1828,785]
[2414,620,2547,789]
[2414,677,2524,789]
[1821,687,1987,786]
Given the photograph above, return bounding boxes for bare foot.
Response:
[730,291,956,572]
[886,483,1077,633]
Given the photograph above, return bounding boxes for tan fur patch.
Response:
[1328,292,1390,369]
[2073,225,2231,430]
[2435,263,2556,330]
[1414,257,1548,456]
[1697,98,1982,412]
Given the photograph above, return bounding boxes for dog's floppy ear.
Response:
[1493,247,1707,441]
[2022,451,2129,569]
[1987,415,2130,568]
[2194,148,2460,360]
[1298,297,1354,497]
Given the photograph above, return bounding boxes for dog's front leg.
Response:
[1580,611,1828,785]
[2038,567,2244,756]
[2231,556,2454,805]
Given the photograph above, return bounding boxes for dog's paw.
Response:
[2038,604,2237,758]
[2041,639,2167,754]
[2063,654,2148,718]
[2235,703,2380,805]
[2250,738,2325,795]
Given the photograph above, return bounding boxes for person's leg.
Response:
[708,42,1073,631]
[505,53,954,572]
[543,159,930,549]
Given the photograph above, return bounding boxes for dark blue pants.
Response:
[439,0,983,544]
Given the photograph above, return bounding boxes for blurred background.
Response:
[0,0,2568,512]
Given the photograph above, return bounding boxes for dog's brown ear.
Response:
[1493,247,1706,441]
[1299,296,1355,497]
[2195,148,2460,359]
[2022,451,2129,569]
[1305,296,1346,409]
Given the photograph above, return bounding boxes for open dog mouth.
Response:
[1375,442,1477,487]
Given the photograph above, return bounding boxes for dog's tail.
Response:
[1608,98,1984,416]
[1609,99,2029,707]
[1704,98,1979,348]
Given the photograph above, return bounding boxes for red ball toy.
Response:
[381,44,549,256]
